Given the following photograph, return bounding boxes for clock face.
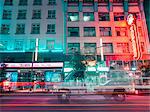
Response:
[127,14,134,25]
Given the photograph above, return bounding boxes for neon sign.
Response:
[127,14,141,60]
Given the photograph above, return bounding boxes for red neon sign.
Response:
[127,14,141,60]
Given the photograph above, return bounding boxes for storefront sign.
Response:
[3,62,63,68]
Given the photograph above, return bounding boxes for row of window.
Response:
[0,40,55,50]
[67,42,145,54]
[0,24,56,34]
[67,27,143,37]
[4,0,56,6]
[4,0,138,6]
[67,0,139,3]
[2,10,56,20]
[0,24,143,37]
[68,12,140,22]
[0,40,145,53]
[2,10,140,21]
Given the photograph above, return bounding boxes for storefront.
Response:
[1,62,63,90]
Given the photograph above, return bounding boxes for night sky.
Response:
[144,0,150,37]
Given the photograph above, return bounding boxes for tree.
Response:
[70,51,86,80]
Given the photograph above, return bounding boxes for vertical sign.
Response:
[127,14,141,60]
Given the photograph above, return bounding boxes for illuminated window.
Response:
[0,24,10,34]
[31,23,40,34]
[68,27,79,37]
[0,41,8,50]
[19,0,28,6]
[100,27,111,36]
[14,40,23,50]
[32,10,41,19]
[84,27,96,37]
[47,24,56,34]
[68,43,80,54]
[4,0,13,5]
[141,42,145,52]
[68,12,79,21]
[30,39,36,50]
[46,40,55,50]
[116,43,129,53]
[103,43,113,53]
[98,12,109,21]
[115,27,127,36]
[48,10,56,19]
[15,24,25,34]
[2,10,12,20]
[114,12,124,21]
[33,0,42,5]
[83,12,94,21]
[48,0,56,5]
[17,10,27,19]
[84,43,96,54]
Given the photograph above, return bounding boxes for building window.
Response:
[83,12,94,21]
[33,0,42,5]
[2,10,12,20]
[83,0,94,3]
[103,43,113,53]
[68,0,79,3]
[84,27,96,37]
[14,40,23,50]
[141,42,145,52]
[116,43,129,53]
[0,24,10,34]
[68,43,80,54]
[30,39,36,50]
[31,23,40,34]
[47,24,56,34]
[4,0,13,5]
[115,27,127,36]
[84,43,96,54]
[48,10,56,19]
[0,41,8,50]
[16,24,25,34]
[114,12,124,21]
[98,12,109,21]
[68,12,79,21]
[98,0,109,3]
[68,27,79,37]
[46,40,55,50]
[17,10,27,19]
[32,10,41,19]
[19,0,28,6]
[113,0,123,3]
[48,0,56,5]
[100,27,111,36]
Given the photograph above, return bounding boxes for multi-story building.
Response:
[0,0,66,85]
[65,0,150,69]
[0,0,65,63]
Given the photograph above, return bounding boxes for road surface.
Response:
[0,93,150,112]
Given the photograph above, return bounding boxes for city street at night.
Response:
[0,93,150,112]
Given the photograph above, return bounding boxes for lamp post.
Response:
[99,38,104,61]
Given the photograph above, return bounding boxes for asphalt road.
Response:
[0,93,150,112]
